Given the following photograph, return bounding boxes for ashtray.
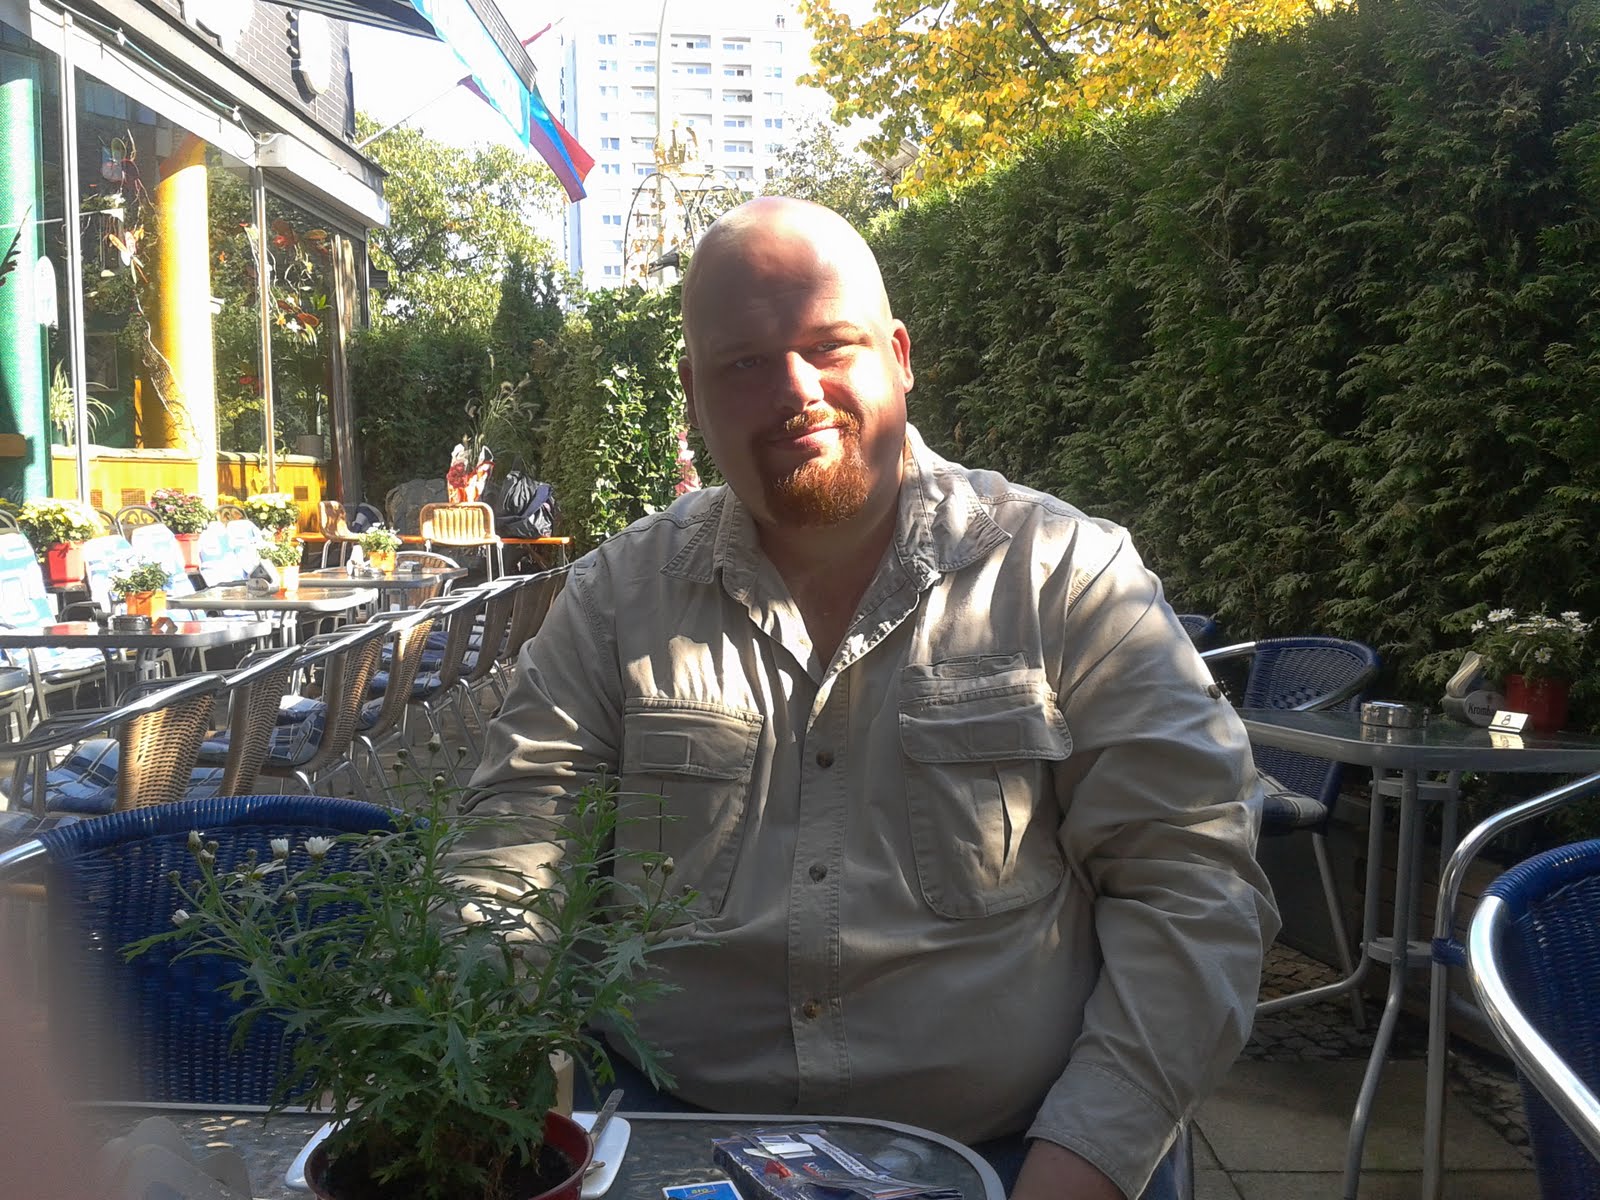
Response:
[1360,700,1423,729]
[110,614,151,633]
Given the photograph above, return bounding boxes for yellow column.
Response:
[149,134,218,500]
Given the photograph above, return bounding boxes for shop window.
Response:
[260,190,335,456]
[0,17,70,498]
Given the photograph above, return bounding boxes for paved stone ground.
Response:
[1251,943,1532,1162]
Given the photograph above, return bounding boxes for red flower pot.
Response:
[44,541,83,587]
[1503,674,1570,733]
[306,1109,592,1200]
[175,531,201,571]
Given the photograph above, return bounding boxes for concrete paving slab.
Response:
[1230,1171,1538,1199]
[1196,1060,1528,1174]
[1195,1169,1243,1200]
[1192,1127,1221,1169]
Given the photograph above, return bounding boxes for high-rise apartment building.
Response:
[551,0,827,290]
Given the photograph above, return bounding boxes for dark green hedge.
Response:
[871,0,1600,715]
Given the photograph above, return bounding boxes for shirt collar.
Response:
[663,423,1011,587]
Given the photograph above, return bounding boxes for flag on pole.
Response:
[406,1,594,201]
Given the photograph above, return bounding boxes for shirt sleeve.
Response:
[457,559,626,900]
[1026,532,1281,1199]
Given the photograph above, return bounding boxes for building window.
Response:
[725,38,751,52]
[764,117,784,129]
[764,142,784,153]
[764,39,784,53]
[763,91,784,105]
[684,113,712,127]
[602,264,622,278]
[632,112,657,129]
[599,111,613,122]
[676,63,711,75]
[633,86,656,101]
[601,162,621,175]
[599,137,620,150]
[634,62,656,74]
[730,166,754,179]
[612,239,625,252]
[598,85,619,98]
[631,136,656,150]
[598,33,616,44]
[764,66,783,78]
[724,116,749,128]
[632,35,656,47]
[636,163,655,176]
[676,88,713,102]
[598,59,617,72]
[602,213,623,226]
[723,90,753,104]
[724,66,748,77]
[724,140,752,154]
[672,35,710,49]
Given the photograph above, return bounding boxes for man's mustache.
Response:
[774,410,862,438]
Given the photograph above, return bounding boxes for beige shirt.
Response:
[468,426,1279,1199]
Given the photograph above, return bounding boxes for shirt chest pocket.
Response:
[620,698,763,917]
[899,664,1071,919]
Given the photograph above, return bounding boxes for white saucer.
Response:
[284,1110,632,1198]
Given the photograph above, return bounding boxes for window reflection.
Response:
[263,192,334,457]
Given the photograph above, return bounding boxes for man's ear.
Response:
[679,357,700,429]
[892,321,914,393]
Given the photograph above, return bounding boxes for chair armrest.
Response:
[0,673,226,759]
[1198,641,1260,664]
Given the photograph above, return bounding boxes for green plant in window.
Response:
[47,363,113,446]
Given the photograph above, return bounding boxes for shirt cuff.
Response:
[1025,1059,1180,1200]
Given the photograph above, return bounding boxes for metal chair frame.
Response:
[1,672,226,817]
[113,503,162,539]
[354,609,436,795]
[419,501,504,579]
[1202,636,1380,1026]
[492,565,569,701]
[1469,840,1600,1193]
[267,622,389,800]
[1421,769,1600,1198]
[405,586,494,761]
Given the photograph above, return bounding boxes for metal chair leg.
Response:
[1313,830,1366,1029]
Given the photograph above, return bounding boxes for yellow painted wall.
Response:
[52,448,329,532]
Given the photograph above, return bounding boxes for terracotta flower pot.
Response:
[1503,673,1570,733]
[175,531,201,571]
[306,1110,592,1200]
[44,541,83,587]
[124,590,167,620]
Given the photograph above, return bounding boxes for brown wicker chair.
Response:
[353,608,437,795]
[2,673,226,823]
[419,502,503,579]
[194,623,387,801]
[494,566,570,699]
[207,646,302,798]
[404,585,495,759]
[316,500,363,568]
[458,577,522,728]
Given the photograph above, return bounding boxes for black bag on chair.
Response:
[496,461,559,539]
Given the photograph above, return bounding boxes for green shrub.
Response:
[870,0,1600,725]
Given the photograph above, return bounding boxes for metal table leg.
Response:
[1343,767,1425,1199]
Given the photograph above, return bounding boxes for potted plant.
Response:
[258,536,304,591]
[17,498,99,586]
[1473,608,1592,731]
[359,526,402,573]
[131,776,700,1200]
[111,558,172,620]
[243,492,301,537]
[149,487,215,569]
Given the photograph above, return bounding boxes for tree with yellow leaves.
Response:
[801,0,1345,196]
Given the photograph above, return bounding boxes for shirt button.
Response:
[801,1000,821,1020]
[1206,683,1223,699]
[808,862,828,882]
[814,749,835,768]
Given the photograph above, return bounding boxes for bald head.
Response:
[681,197,892,349]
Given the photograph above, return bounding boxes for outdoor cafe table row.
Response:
[180,586,380,644]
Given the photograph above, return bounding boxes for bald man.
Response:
[469,198,1278,1200]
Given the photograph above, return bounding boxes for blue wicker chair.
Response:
[1176,613,1217,648]
[0,794,397,1106]
[1201,636,1381,1023]
[1467,839,1600,1197]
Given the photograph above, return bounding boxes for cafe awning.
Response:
[265,0,594,201]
